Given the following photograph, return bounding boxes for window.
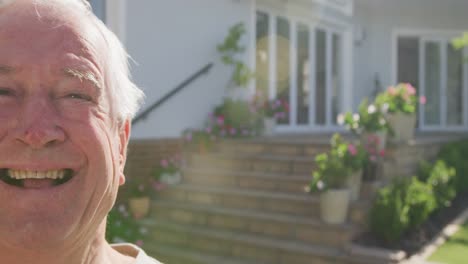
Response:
[255,10,345,129]
[396,34,467,129]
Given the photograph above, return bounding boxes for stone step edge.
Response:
[189,152,317,163]
[146,242,265,264]
[143,219,347,259]
[164,184,370,208]
[151,199,353,231]
[184,167,311,182]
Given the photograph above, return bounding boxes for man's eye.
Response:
[67,93,92,101]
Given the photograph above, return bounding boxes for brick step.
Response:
[146,243,266,264]
[187,153,316,174]
[183,168,310,193]
[142,220,354,264]
[215,138,330,156]
[158,184,368,225]
[150,200,353,248]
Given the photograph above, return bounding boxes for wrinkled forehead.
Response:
[0,2,106,75]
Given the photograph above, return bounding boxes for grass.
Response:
[428,221,468,264]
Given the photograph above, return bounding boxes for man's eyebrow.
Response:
[62,68,102,90]
[0,65,15,74]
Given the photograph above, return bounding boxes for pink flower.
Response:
[419,96,427,105]
[217,116,225,126]
[348,144,357,156]
[152,181,165,191]
[160,159,168,168]
[135,240,144,247]
[388,86,397,96]
[379,149,385,157]
[205,127,212,133]
[405,83,416,95]
[370,155,377,162]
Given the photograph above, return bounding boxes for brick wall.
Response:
[124,138,183,180]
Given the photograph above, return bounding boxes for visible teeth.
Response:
[7,170,66,180]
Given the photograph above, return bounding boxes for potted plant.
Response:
[338,98,391,151]
[308,134,364,224]
[125,175,163,219]
[375,83,426,142]
[257,96,289,136]
[153,154,183,186]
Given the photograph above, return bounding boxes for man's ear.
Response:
[118,119,131,186]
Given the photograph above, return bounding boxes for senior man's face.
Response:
[0,6,129,249]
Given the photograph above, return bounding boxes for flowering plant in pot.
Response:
[375,83,426,141]
[308,134,365,223]
[338,98,391,150]
[152,154,183,186]
[250,92,289,135]
[125,176,153,219]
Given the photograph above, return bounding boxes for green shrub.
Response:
[419,160,456,208]
[405,177,436,229]
[369,178,410,243]
[369,177,436,243]
[438,140,468,192]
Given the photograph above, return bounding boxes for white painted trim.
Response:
[105,0,126,45]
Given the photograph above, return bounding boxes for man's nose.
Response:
[15,97,66,148]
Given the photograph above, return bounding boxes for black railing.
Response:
[132,62,214,125]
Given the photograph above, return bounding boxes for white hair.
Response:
[0,0,145,124]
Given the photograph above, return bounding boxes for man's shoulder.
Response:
[111,243,163,264]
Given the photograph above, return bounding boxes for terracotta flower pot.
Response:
[128,196,150,219]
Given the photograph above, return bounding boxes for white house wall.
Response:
[353,0,468,109]
[127,0,252,139]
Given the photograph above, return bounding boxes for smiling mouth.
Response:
[0,169,74,188]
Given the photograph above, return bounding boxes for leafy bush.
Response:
[438,140,468,193]
[369,178,410,243]
[405,177,436,229]
[369,177,436,243]
[418,160,456,208]
[106,202,147,246]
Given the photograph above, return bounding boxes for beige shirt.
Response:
[112,243,163,264]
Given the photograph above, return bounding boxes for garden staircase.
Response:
[141,135,444,264]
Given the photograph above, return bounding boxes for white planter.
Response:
[346,170,363,201]
[361,131,386,151]
[319,188,350,224]
[160,172,182,185]
[263,117,276,136]
[387,113,416,142]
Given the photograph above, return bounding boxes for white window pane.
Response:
[296,23,309,125]
[446,44,463,125]
[315,29,326,125]
[331,33,342,125]
[424,42,441,125]
[256,11,269,97]
[276,17,290,124]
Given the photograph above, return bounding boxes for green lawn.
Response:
[428,221,468,264]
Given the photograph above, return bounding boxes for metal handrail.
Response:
[132,62,214,125]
